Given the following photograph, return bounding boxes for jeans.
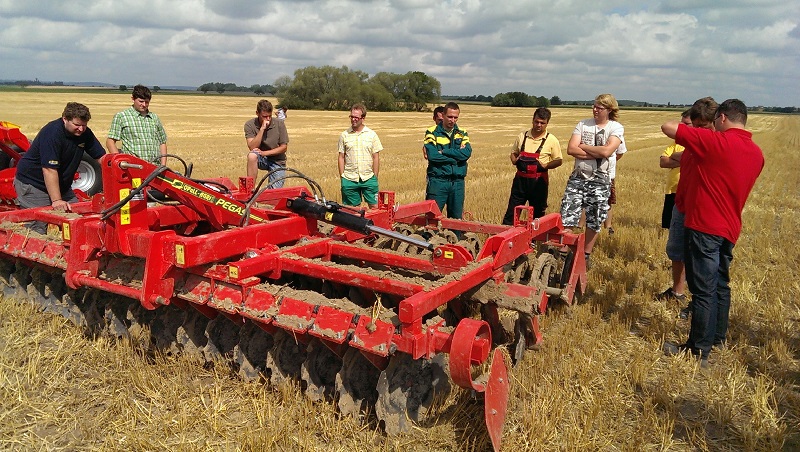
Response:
[684,228,734,358]
[257,157,286,189]
[666,205,686,262]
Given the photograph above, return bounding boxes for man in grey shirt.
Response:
[244,99,289,188]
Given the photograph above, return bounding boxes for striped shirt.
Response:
[108,106,168,163]
[338,125,383,182]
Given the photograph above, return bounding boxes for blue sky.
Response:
[1,0,798,106]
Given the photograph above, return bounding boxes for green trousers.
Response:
[426,176,465,219]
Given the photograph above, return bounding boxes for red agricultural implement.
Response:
[0,152,587,450]
[0,121,103,211]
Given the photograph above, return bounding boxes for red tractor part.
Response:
[0,153,586,451]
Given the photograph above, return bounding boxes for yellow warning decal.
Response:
[132,178,142,188]
[324,212,334,221]
[229,266,239,279]
[119,188,131,225]
[62,223,70,240]
[444,250,454,259]
[175,244,185,266]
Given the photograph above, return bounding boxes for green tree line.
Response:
[273,66,441,112]
[491,91,553,108]
[197,82,276,95]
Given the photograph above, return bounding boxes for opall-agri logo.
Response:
[159,176,264,222]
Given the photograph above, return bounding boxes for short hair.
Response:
[444,102,460,113]
[351,103,367,118]
[132,84,152,101]
[681,109,691,119]
[532,107,551,122]
[594,94,620,121]
[256,99,274,114]
[433,106,445,120]
[689,97,718,125]
[716,99,748,126]
[62,102,91,122]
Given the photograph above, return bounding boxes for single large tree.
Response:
[276,66,441,112]
[400,71,441,111]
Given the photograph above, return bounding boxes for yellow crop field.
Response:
[0,91,798,450]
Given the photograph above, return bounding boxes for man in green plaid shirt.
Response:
[106,84,168,165]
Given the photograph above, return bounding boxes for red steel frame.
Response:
[0,122,29,211]
[0,153,587,451]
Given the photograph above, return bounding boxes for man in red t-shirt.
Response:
[660,98,764,364]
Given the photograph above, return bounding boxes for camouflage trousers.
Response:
[559,176,611,232]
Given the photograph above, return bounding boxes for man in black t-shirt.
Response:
[14,102,106,233]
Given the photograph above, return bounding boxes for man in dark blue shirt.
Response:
[14,102,106,233]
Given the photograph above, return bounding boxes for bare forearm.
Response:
[568,146,592,159]
[259,144,287,157]
[581,144,615,159]
[246,130,266,150]
[159,143,168,165]
[660,155,679,168]
[545,158,563,169]
[42,168,62,201]
[106,138,120,154]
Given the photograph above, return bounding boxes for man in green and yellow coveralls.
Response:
[423,102,472,219]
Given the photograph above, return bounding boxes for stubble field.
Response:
[0,91,798,451]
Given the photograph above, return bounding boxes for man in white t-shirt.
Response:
[559,94,624,268]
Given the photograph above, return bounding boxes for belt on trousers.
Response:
[516,171,548,180]
[430,175,464,180]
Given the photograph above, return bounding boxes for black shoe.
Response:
[607,227,615,235]
[655,288,686,303]
[663,342,709,367]
[678,305,691,320]
[662,342,688,356]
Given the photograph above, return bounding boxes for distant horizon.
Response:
[2,79,796,110]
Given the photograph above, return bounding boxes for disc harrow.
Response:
[0,154,587,451]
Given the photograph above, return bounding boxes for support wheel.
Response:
[301,339,343,402]
[335,348,381,418]
[376,353,451,434]
[72,153,103,196]
[533,252,558,289]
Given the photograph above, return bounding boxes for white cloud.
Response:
[0,0,797,106]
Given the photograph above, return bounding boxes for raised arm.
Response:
[661,121,679,139]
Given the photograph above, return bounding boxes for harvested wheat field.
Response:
[0,91,798,451]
